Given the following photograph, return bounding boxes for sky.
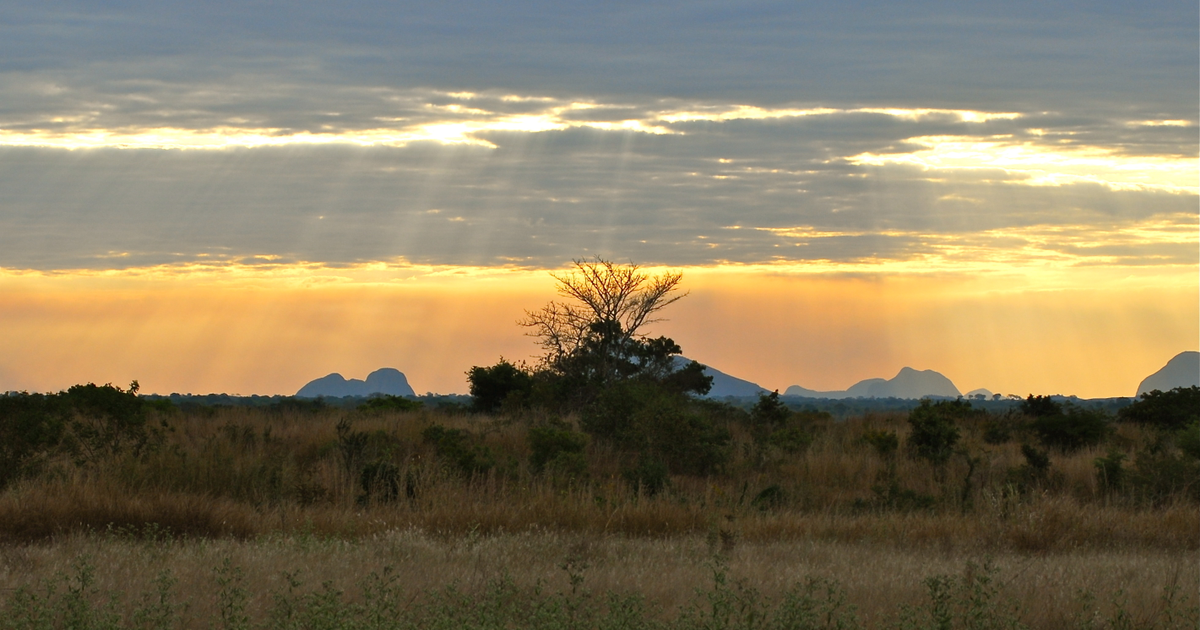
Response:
[0,0,1196,398]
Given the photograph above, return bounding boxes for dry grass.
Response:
[0,406,1195,552]
[0,531,1194,629]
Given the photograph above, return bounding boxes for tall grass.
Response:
[0,405,1195,549]
[0,533,1195,630]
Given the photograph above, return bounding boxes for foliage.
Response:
[750,391,791,428]
[357,395,423,413]
[1094,448,1126,493]
[1029,405,1110,453]
[860,429,900,459]
[519,258,710,405]
[622,454,671,496]
[583,380,730,475]
[466,359,534,413]
[0,382,161,489]
[1177,421,1200,460]
[1118,386,1200,431]
[906,399,969,468]
[527,421,590,477]
[1019,395,1062,419]
[421,425,494,477]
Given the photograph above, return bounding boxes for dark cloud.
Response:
[0,1,1195,272]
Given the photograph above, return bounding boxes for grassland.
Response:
[0,401,1196,628]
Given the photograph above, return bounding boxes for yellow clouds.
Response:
[848,135,1199,194]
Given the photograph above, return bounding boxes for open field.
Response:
[1,395,1197,628]
[0,532,1196,629]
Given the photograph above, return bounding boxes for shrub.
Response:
[527,422,589,474]
[768,427,813,454]
[1128,447,1200,504]
[1094,448,1126,492]
[357,395,422,413]
[622,455,669,496]
[0,392,65,489]
[581,380,730,475]
[1177,421,1200,460]
[1118,386,1200,431]
[1030,405,1110,453]
[750,390,791,429]
[860,429,899,459]
[906,399,967,468]
[422,425,494,477]
[467,360,533,413]
[358,461,401,504]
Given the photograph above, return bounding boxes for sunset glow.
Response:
[2,1,1195,399]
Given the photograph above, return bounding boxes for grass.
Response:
[0,403,1196,628]
[0,532,1195,629]
[0,406,1194,549]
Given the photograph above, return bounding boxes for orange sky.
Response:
[1,263,1193,398]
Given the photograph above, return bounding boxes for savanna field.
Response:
[0,382,1197,630]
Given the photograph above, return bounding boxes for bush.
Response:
[860,429,899,459]
[0,392,66,489]
[1118,386,1200,431]
[357,395,422,413]
[1030,405,1110,453]
[467,360,534,413]
[358,461,401,504]
[621,455,670,496]
[527,422,589,474]
[581,380,730,475]
[422,425,494,477]
[906,399,968,468]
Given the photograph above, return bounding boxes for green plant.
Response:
[622,455,670,496]
[906,400,966,469]
[1118,387,1200,431]
[1094,448,1126,493]
[528,421,590,475]
[1030,406,1110,453]
[422,424,494,477]
[467,359,534,413]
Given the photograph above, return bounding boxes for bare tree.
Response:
[521,258,686,373]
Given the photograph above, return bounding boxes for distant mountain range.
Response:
[294,351,1197,401]
[1137,351,1199,396]
[296,368,415,398]
[784,367,961,399]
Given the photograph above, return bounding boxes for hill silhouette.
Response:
[785,367,960,399]
[1137,351,1200,396]
[296,368,415,398]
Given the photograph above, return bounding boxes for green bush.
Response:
[622,455,670,496]
[422,425,494,477]
[581,380,730,475]
[1030,405,1110,453]
[357,395,423,413]
[906,399,969,468]
[467,359,534,413]
[1118,386,1200,431]
[527,422,589,475]
[860,429,899,459]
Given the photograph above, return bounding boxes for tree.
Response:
[520,258,710,398]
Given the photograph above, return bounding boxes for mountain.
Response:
[785,367,961,399]
[675,357,769,398]
[296,368,415,398]
[1137,351,1200,396]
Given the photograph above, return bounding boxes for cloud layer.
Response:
[0,1,1195,273]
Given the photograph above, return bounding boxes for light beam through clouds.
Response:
[1,1,1196,397]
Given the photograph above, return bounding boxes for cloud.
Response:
[0,1,1194,274]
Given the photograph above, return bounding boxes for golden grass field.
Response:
[0,404,1195,628]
